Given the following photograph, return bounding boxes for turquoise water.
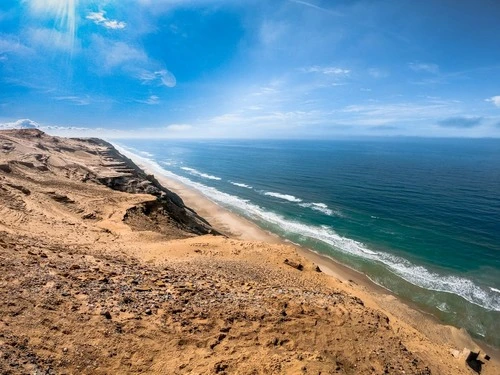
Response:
[115,138,500,347]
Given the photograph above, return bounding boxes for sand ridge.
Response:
[0,129,497,374]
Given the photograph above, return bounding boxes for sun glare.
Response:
[27,0,79,50]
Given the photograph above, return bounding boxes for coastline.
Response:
[115,142,500,363]
[2,129,498,373]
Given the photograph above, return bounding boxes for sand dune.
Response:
[0,129,497,374]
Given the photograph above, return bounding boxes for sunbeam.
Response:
[26,0,79,51]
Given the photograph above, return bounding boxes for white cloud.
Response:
[33,123,197,139]
[54,96,91,106]
[288,0,343,16]
[301,66,350,75]
[259,20,288,46]
[0,35,33,56]
[368,68,388,79]
[28,28,77,51]
[90,36,176,87]
[486,96,500,108]
[137,95,160,105]
[409,62,440,74]
[339,101,461,126]
[0,119,40,129]
[86,11,126,30]
[138,69,176,87]
[99,40,148,69]
[165,124,193,132]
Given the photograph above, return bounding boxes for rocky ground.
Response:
[0,231,433,374]
[0,129,495,374]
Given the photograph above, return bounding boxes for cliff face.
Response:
[0,129,217,237]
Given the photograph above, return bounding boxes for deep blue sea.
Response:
[114,138,500,347]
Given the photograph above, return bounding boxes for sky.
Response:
[1,0,500,139]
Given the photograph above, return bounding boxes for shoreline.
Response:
[4,129,499,374]
[114,142,500,363]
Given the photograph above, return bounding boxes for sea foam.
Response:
[299,202,339,216]
[264,191,302,202]
[181,166,221,181]
[230,181,253,189]
[113,143,500,313]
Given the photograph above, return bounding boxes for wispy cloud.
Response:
[340,101,462,126]
[28,28,78,51]
[486,95,500,108]
[90,36,176,88]
[138,69,176,88]
[409,62,440,74]
[136,95,160,105]
[437,117,483,128]
[54,96,91,106]
[94,39,147,70]
[259,20,288,46]
[369,125,399,131]
[165,124,193,132]
[0,35,33,57]
[86,11,126,30]
[368,68,389,79]
[288,0,343,16]
[301,66,350,76]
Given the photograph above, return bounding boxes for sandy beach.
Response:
[0,129,497,374]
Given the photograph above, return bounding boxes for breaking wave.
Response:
[264,191,302,202]
[181,167,221,181]
[230,181,253,189]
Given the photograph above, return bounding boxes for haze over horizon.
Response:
[1,0,500,139]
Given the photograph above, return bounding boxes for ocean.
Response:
[114,138,500,347]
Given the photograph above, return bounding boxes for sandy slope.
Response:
[0,129,497,374]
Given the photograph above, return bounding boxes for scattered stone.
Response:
[135,286,152,292]
[122,296,133,304]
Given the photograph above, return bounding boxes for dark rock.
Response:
[214,362,228,373]
[466,351,484,373]
[0,164,12,173]
[47,192,75,204]
[284,259,304,271]
[6,184,30,195]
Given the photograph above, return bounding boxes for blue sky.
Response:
[1,0,500,138]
